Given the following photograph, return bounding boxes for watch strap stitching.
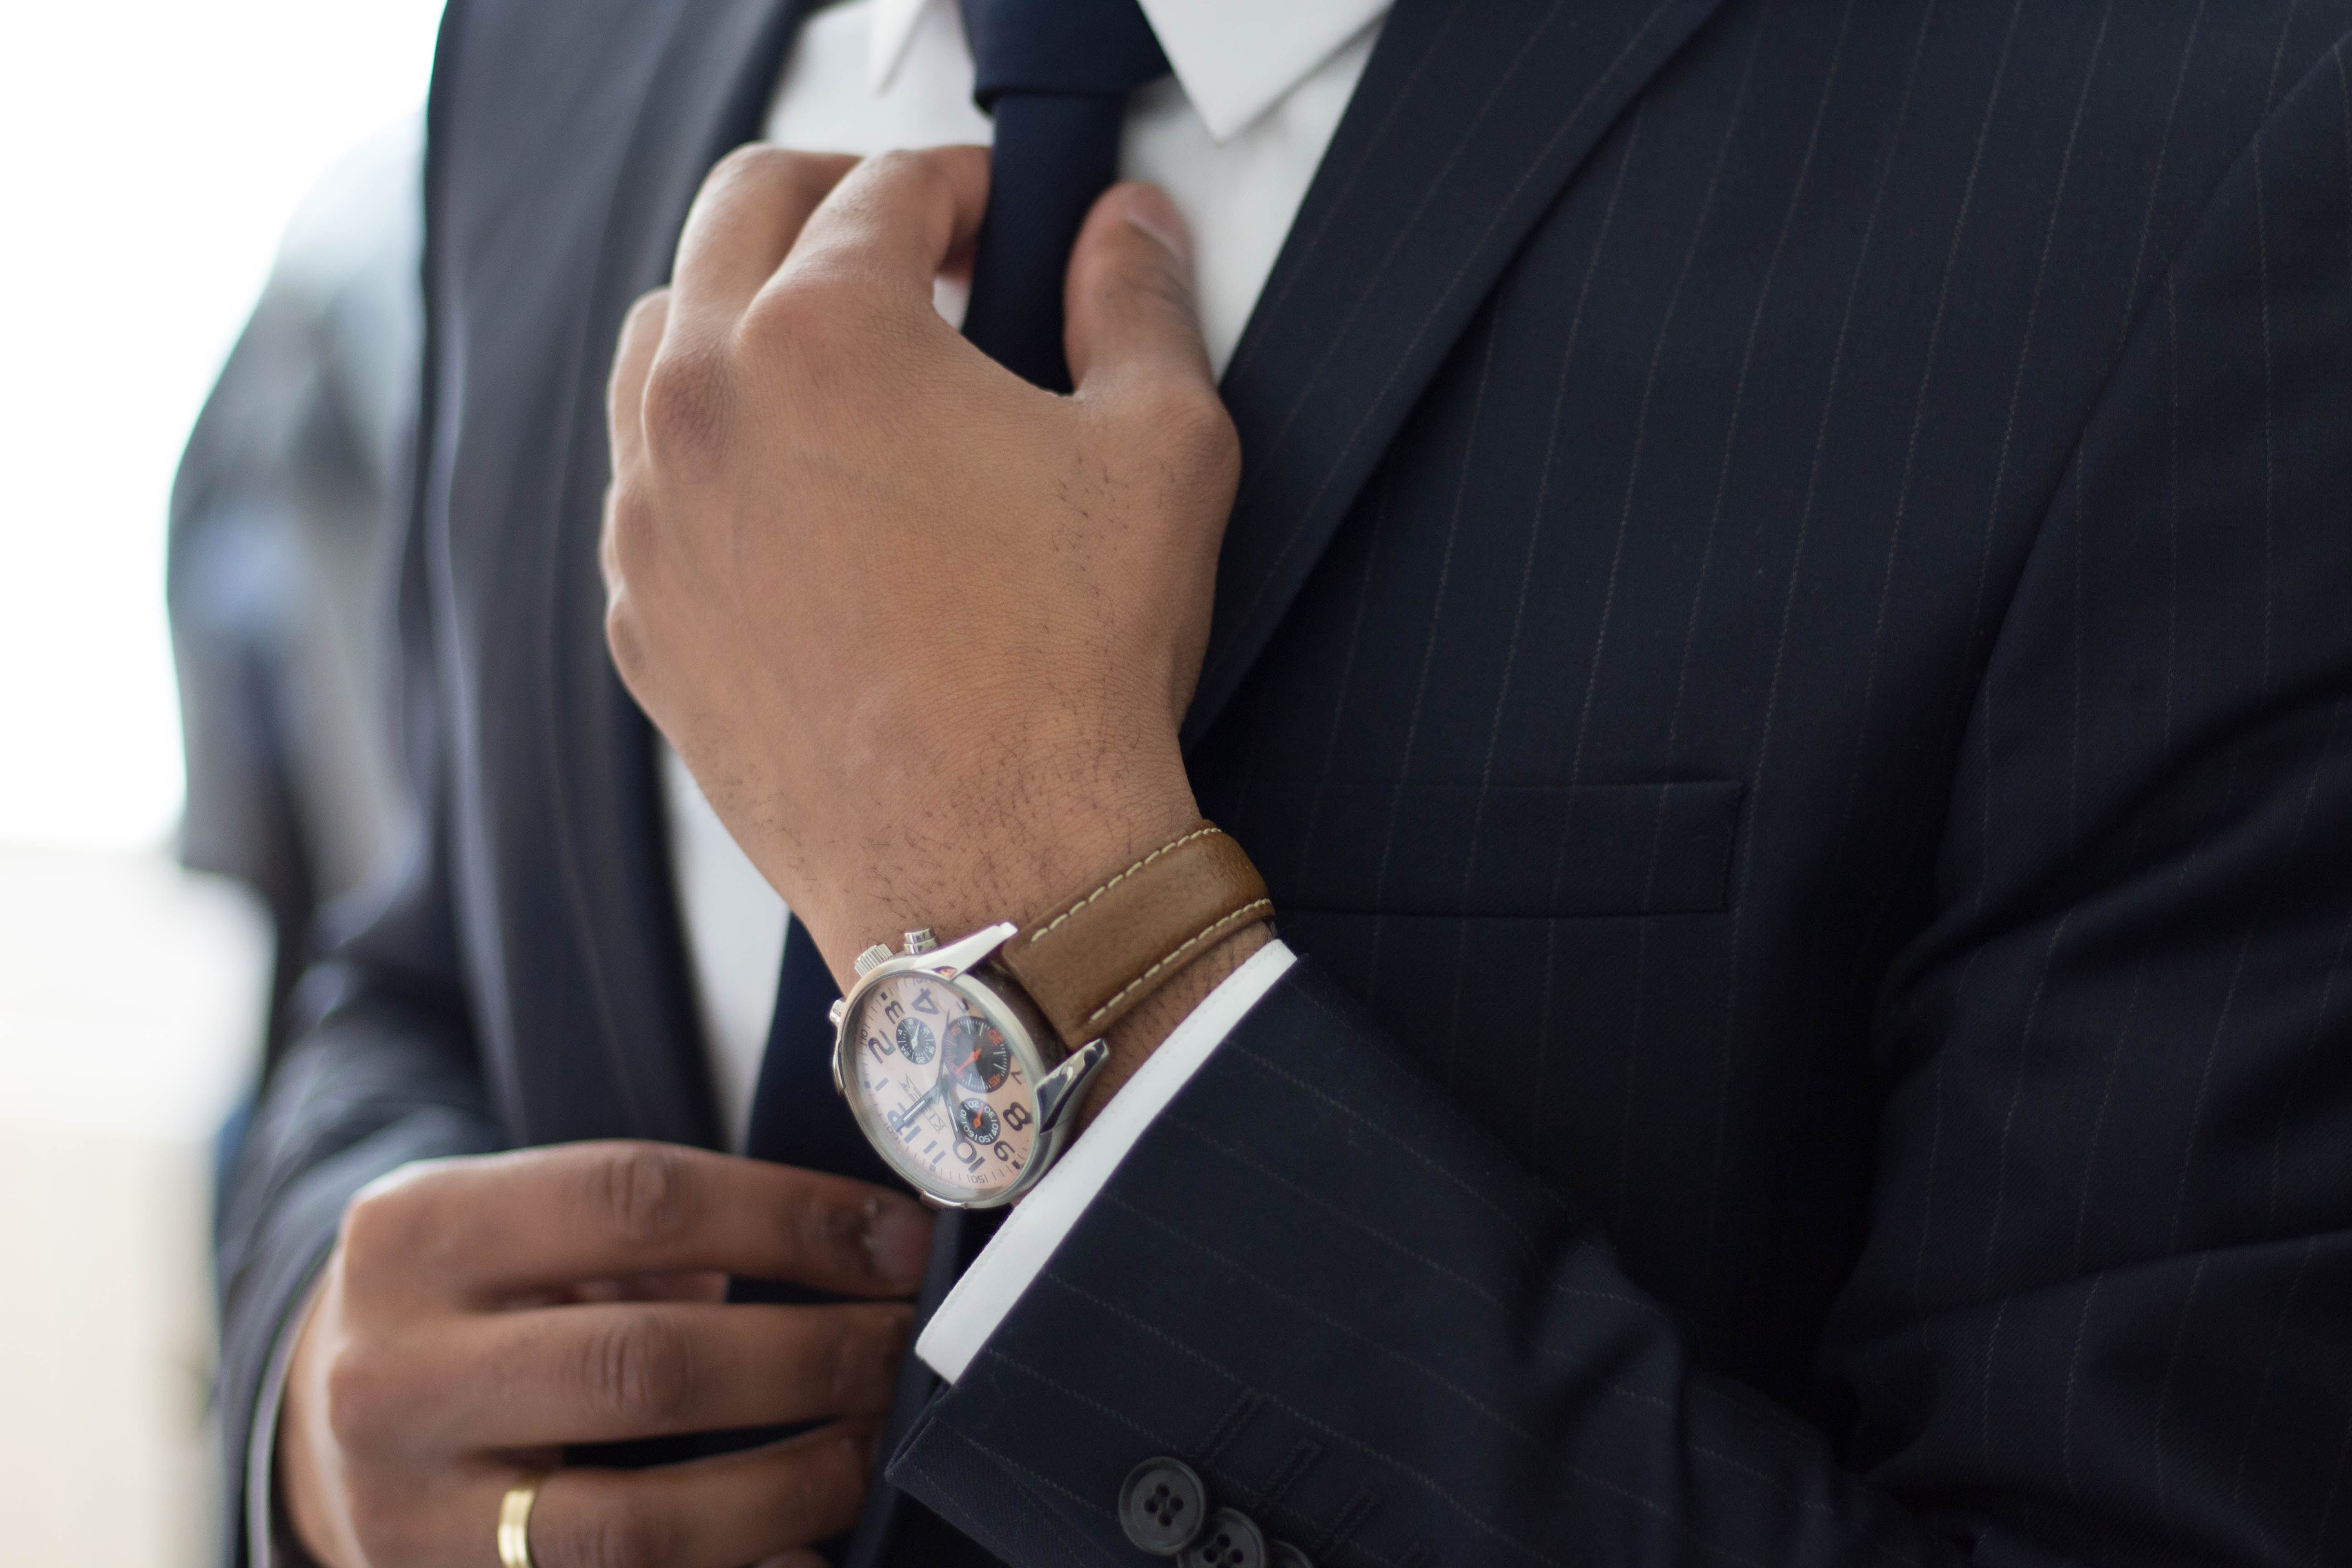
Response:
[993,819,1272,1043]
[1082,897,1274,1031]
[1024,825,1225,947]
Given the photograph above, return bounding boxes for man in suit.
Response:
[217,1,2352,1566]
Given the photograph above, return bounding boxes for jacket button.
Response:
[1269,1545,1313,1568]
[1180,1507,1267,1568]
[1119,1457,1209,1556]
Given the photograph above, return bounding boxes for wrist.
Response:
[1075,918,1272,1129]
[816,777,1204,987]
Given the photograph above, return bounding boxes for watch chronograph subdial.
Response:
[943,1015,1011,1093]
[843,963,1056,1205]
[956,1099,1001,1145]
[894,1017,936,1063]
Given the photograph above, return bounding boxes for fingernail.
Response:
[862,1196,932,1288]
[1122,188,1190,270]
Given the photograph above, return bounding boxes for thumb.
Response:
[1063,182,1215,399]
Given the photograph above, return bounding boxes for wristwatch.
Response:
[827,821,1270,1208]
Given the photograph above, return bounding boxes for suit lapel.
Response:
[1186,0,1734,747]
[531,0,813,1146]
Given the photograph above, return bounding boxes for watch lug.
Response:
[827,999,846,1029]
[925,921,1020,980]
[830,1047,844,1098]
[1034,1038,1109,1133]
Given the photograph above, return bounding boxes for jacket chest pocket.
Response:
[1227,781,1742,918]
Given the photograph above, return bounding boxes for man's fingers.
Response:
[475,1424,874,1568]
[771,145,990,314]
[671,146,860,328]
[567,1269,730,1304]
[342,1143,932,1304]
[608,287,670,474]
[1064,182,1215,397]
[412,1300,909,1450]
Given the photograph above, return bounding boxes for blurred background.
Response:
[0,2,446,1561]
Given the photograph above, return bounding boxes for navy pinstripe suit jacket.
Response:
[216,1,2352,1563]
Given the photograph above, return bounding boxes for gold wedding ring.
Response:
[497,1475,546,1568]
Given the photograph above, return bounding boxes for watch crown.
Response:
[903,927,937,956]
[853,943,893,977]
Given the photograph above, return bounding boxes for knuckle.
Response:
[616,288,669,353]
[639,343,731,462]
[709,139,787,185]
[736,282,828,359]
[603,593,647,688]
[580,1312,696,1425]
[588,1142,699,1248]
[320,1343,408,1455]
[774,148,849,211]
[1150,384,1240,479]
[341,1155,488,1280]
[711,143,842,218]
[742,272,887,372]
[547,1490,678,1568]
[863,145,939,196]
[600,482,661,593]
[339,1174,428,1272]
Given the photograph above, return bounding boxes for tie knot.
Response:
[960,0,1171,108]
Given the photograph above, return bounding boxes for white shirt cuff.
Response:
[913,938,1297,1382]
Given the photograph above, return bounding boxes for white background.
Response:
[0,0,446,852]
[0,4,445,1561]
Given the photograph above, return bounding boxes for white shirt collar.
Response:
[867,0,1388,142]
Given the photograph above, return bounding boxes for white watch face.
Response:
[842,968,1045,1203]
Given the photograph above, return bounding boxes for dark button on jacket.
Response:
[1120,1457,1209,1555]
[1181,1509,1267,1568]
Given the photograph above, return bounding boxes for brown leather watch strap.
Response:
[990,821,1272,1045]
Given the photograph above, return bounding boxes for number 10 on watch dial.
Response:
[831,924,1104,1209]
[852,971,1038,1201]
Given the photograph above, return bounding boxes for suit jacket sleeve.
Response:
[210,269,505,1568]
[887,41,2352,1568]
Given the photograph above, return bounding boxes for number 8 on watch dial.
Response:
[829,924,1106,1208]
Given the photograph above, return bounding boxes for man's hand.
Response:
[598,144,1243,995]
[277,1142,932,1568]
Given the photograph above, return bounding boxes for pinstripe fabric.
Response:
[899,3,2352,1564]
[212,0,2352,1565]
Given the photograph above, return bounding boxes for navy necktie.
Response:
[739,0,1171,1242]
[960,0,1171,389]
